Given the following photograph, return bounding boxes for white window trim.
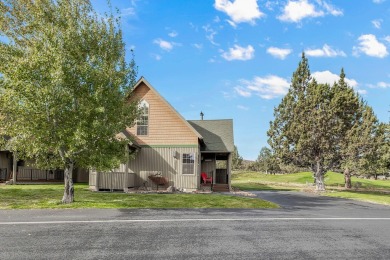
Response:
[136,100,149,136]
[182,153,195,175]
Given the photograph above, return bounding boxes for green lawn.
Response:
[0,183,279,209]
[232,171,390,205]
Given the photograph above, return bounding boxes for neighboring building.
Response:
[0,150,88,183]
[118,77,235,192]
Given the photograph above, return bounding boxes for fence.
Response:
[89,171,135,192]
[17,166,64,181]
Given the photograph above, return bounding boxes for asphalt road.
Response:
[0,191,389,259]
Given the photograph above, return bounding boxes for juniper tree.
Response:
[268,54,348,190]
[0,0,138,203]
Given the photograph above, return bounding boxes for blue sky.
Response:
[94,0,390,160]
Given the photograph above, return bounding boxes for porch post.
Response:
[12,151,17,184]
[214,154,217,184]
[228,153,232,191]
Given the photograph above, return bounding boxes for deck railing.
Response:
[17,166,64,181]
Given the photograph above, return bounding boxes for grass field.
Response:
[232,171,390,205]
[0,183,279,209]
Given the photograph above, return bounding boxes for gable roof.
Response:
[132,77,203,141]
[188,119,234,153]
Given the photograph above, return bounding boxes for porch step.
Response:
[212,184,230,192]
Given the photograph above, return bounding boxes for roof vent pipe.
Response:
[200,111,204,120]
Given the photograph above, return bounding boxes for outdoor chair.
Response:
[201,172,212,185]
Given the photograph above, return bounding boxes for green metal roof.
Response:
[188,119,234,153]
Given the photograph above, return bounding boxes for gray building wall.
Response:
[124,146,200,190]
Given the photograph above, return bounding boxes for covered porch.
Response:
[200,152,232,192]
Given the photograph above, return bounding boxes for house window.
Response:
[137,100,149,136]
[182,153,195,175]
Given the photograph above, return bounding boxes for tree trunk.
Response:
[314,161,326,191]
[344,168,352,189]
[62,160,74,204]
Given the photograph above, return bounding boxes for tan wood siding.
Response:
[125,146,200,190]
[127,82,199,146]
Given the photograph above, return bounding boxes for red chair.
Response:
[201,172,212,185]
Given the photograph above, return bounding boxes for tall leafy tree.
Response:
[0,0,138,203]
[269,53,345,190]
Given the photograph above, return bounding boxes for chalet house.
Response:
[114,77,235,192]
[1,77,234,192]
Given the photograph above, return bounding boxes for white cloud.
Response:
[373,0,385,3]
[372,19,382,29]
[320,1,343,16]
[234,86,252,97]
[266,47,292,59]
[305,44,346,57]
[312,71,357,87]
[312,70,367,94]
[203,25,219,46]
[214,0,264,26]
[221,44,255,61]
[278,0,342,23]
[353,34,388,58]
[236,75,290,99]
[278,0,324,22]
[153,38,175,51]
[369,82,390,88]
[384,36,390,43]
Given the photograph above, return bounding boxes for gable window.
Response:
[182,153,195,175]
[137,100,149,136]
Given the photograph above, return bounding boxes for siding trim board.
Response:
[140,145,199,148]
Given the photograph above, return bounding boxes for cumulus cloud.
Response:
[278,0,342,23]
[214,0,264,26]
[311,70,366,94]
[278,0,324,22]
[266,47,292,59]
[312,71,358,87]
[221,44,255,61]
[305,44,346,57]
[353,34,388,58]
[235,75,290,99]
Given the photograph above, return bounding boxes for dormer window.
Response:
[137,100,149,136]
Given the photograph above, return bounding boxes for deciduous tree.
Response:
[0,0,138,203]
